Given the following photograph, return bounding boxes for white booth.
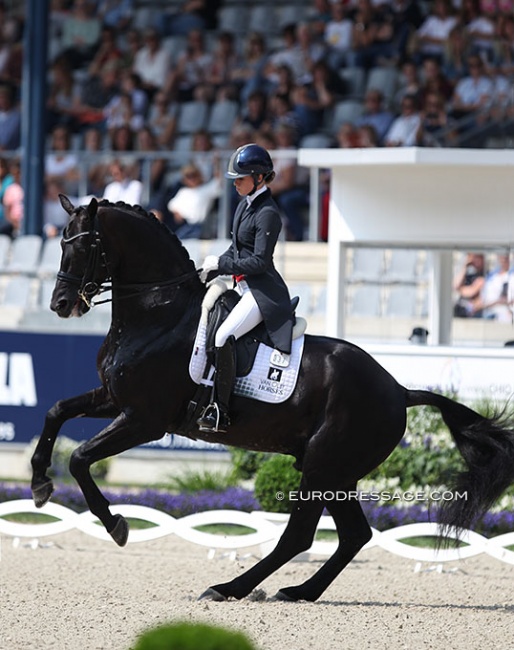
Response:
[298,147,514,399]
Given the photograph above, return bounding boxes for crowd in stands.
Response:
[1,0,514,243]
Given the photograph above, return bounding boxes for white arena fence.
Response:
[1,500,514,566]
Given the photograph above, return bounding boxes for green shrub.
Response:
[132,621,257,650]
[166,468,238,493]
[254,454,301,513]
[229,448,271,480]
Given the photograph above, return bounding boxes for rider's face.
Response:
[234,174,264,196]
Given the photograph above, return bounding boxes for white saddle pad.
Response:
[189,321,304,404]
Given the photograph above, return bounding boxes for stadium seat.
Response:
[365,67,400,104]
[339,67,367,100]
[175,101,209,135]
[37,237,62,278]
[384,285,418,318]
[207,100,239,135]
[0,234,11,272]
[4,235,43,275]
[349,248,385,282]
[2,275,32,308]
[330,100,364,132]
[384,249,419,283]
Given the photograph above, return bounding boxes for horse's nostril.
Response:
[51,298,68,313]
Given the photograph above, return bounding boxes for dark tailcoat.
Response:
[216,189,293,354]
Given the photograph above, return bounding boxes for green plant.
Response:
[132,621,257,650]
[26,436,110,482]
[166,468,239,493]
[254,454,301,513]
[229,448,271,480]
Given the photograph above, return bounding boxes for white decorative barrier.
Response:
[1,500,514,565]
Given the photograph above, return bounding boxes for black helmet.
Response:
[225,143,274,180]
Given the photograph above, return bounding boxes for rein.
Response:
[59,226,199,308]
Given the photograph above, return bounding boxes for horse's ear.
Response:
[59,194,75,215]
[86,196,98,220]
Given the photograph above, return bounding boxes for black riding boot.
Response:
[197,336,236,433]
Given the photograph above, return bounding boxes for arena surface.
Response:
[2,530,513,649]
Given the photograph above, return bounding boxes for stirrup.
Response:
[197,403,230,433]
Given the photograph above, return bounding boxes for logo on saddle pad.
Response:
[189,323,304,404]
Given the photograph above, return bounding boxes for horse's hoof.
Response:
[109,514,129,547]
[274,589,298,602]
[32,481,54,508]
[198,587,228,602]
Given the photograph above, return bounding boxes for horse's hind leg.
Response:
[276,489,372,602]
[68,414,162,546]
[199,477,324,601]
[31,387,118,508]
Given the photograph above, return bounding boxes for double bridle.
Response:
[57,222,199,308]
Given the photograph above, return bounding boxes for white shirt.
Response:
[417,16,458,55]
[384,114,421,146]
[167,177,221,225]
[324,19,353,52]
[133,46,171,89]
[453,75,494,107]
[103,178,143,205]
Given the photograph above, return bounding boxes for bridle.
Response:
[57,219,199,308]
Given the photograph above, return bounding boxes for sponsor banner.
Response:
[0,331,224,451]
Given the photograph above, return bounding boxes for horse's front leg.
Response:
[31,387,118,508]
[68,413,163,546]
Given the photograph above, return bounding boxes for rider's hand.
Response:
[199,255,219,283]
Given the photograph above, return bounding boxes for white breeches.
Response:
[215,280,263,348]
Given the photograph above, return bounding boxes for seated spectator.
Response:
[164,28,212,102]
[167,163,221,239]
[205,31,239,102]
[453,252,486,317]
[87,25,123,78]
[45,124,80,195]
[0,83,20,150]
[497,13,514,76]
[43,179,73,238]
[235,89,269,133]
[394,59,422,110]
[230,32,269,104]
[324,0,353,70]
[135,125,166,194]
[350,0,398,69]
[353,89,395,144]
[336,121,360,148]
[158,0,221,37]
[384,94,421,146]
[0,155,13,230]
[60,0,101,69]
[443,24,469,82]
[146,90,178,147]
[190,128,217,182]
[415,92,450,146]
[0,158,22,238]
[46,55,82,132]
[73,59,120,130]
[97,0,134,31]
[267,92,303,142]
[419,57,453,105]
[83,126,110,196]
[449,54,494,121]
[413,0,458,64]
[261,125,310,241]
[460,0,496,64]
[477,253,513,322]
[103,71,148,136]
[388,0,424,61]
[357,123,379,147]
[132,28,171,100]
[306,0,332,41]
[0,15,23,92]
[102,158,143,205]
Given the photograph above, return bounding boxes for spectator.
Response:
[460,0,496,64]
[350,0,398,69]
[120,28,142,71]
[87,25,123,78]
[60,0,101,69]
[103,158,143,205]
[167,163,221,239]
[0,84,20,151]
[262,125,310,241]
[205,31,239,102]
[353,89,395,144]
[135,125,166,194]
[413,0,458,64]
[158,0,221,36]
[394,59,422,110]
[384,94,421,146]
[478,253,513,322]
[43,179,73,238]
[83,126,110,196]
[449,54,494,121]
[0,15,23,92]
[419,57,453,105]
[108,124,137,177]
[443,24,469,82]
[46,55,82,132]
[336,122,360,148]
[164,29,212,102]
[306,0,333,41]
[324,0,354,70]
[267,92,303,142]
[230,32,269,104]
[235,89,269,133]
[1,158,23,238]
[190,128,218,182]
[146,90,178,147]
[388,0,424,61]
[0,155,13,230]
[74,59,120,130]
[97,0,134,31]
[103,71,148,136]
[497,13,514,76]
[45,124,80,195]
[357,123,379,147]
[132,28,171,100]
[415,91,449,146]
[453,252,486,317]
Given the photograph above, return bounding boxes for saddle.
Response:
[204,288,300,376]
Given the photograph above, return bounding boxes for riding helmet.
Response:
[225,143,275,181]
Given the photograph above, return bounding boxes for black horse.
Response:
[31,196,514,603]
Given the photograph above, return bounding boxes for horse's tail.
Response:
[405,389,514,536]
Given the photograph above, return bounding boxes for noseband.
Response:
[58,220,198,308]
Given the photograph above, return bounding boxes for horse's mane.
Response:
[96,199,195,270]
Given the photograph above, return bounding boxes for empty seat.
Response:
[37,237,62,277]
[299,133,334,149]
[339,67,367,99]
[349,248,385,282]
[171,134,193,169]
[384,249,419,283]
[278,4,307,27]
[175,101,209,135]
[207,100,239,135]
[348,284,382,317]
[39,278,56,309]
[365,67,400,104]
[4,235,43,274]
[3,275,32,307]
[0,234,11,271]
[384,285,418,317]
[248,5,278,34]
[218,5,249,33]
[330,100,364,132]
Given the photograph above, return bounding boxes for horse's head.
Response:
[51,194,110,318]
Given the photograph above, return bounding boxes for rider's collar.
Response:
[246,185,267,207]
